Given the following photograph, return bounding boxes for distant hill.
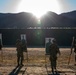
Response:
[0,11,76,29]
[41,11,76,27]
[0,12,38,29]
[60,10,76,20]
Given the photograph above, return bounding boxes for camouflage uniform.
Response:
[49,39,60,72]
[16,39,24,66]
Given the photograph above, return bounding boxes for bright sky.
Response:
[0,0,76,18]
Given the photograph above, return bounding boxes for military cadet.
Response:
[0,44,2,50]
[16,39,24,66]
[49,39,61,73]
[0,39,2,50]
[71,38,76,65]
[74,39,76,65]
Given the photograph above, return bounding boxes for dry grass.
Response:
[0,48,76,75]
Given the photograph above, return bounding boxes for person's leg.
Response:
[17,55,20,66]
[50,56,54,73]
[54,60,56,70]
[54,57,57,70]
[51,59,54,74]
[21,53,24,66]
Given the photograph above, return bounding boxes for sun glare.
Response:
[18,0,61,18]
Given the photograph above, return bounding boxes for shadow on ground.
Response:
[9,65,23,75]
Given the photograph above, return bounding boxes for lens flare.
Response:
[18,0,61,18]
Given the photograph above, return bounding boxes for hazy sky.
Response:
[0,0,76,15]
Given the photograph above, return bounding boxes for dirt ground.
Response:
[0,48,76,75]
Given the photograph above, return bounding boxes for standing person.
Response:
[74,39,76,65]
[0,39,2,50]
[49,39,61,73]
[16,39,24,66]
[0,38,3,62]
[71,37,76,66]
[0,44,2,50]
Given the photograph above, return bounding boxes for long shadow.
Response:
[48,74,60,75]
[9,65,23,75]
[48,71,60,75]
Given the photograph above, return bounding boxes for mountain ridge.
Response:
[0,10,76,29]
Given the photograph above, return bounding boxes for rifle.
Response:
[68,36,75,65]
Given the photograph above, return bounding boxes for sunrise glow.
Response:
[18,0,61,18]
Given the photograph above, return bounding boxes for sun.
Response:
[18,0,61,18]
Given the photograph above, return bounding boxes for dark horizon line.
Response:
[0,10,76,15]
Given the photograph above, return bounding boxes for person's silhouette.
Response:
[16,39,24,66]
[49,39,61,74]
[0,39,2,50]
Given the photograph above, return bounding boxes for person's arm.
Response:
[56,44,61,56]
[16,43,18,51]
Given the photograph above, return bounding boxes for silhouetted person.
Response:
[0,44,2,50]
[49,39,61,73]
[71,38,76,66]
[74,40,76,65]
[0,39,2,50]
[16,39,24,66]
